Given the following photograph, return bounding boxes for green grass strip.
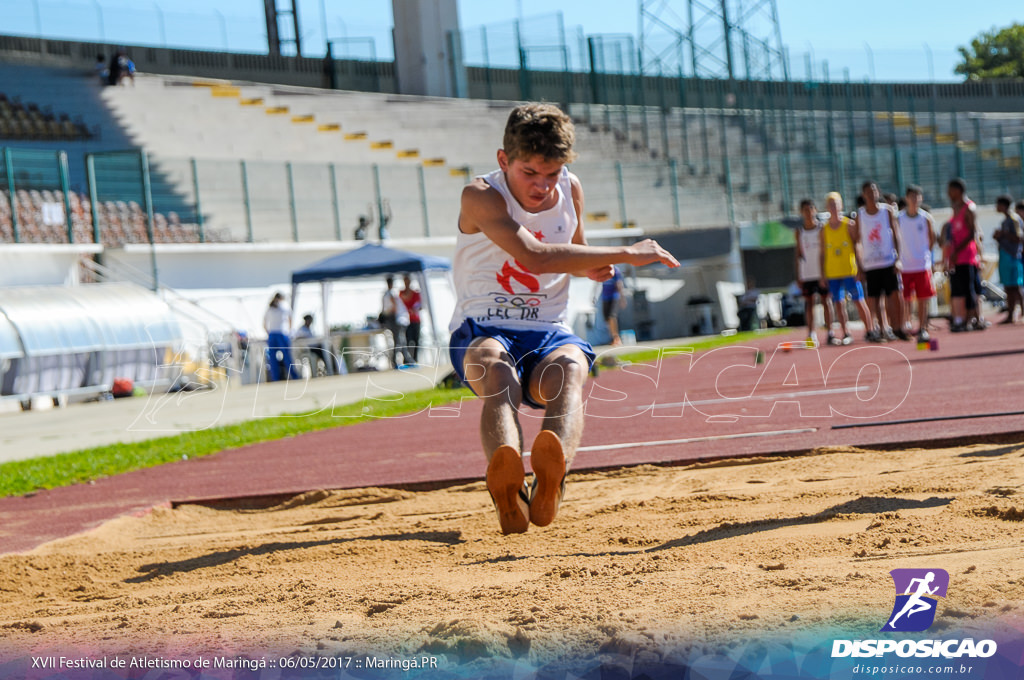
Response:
[0,386,473,499]
[611,328,788,364]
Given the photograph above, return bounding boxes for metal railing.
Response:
[4,107,1024,246]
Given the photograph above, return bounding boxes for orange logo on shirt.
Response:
[495,229,544,294]
[497,261,539,294]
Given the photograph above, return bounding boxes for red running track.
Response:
[2,322,1023,554]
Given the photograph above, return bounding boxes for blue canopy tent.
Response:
[290,243,452,366]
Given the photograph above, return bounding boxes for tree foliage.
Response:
[956,23,1024,79]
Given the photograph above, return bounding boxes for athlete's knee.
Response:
[467,358,521,399]
[536,353,587,402]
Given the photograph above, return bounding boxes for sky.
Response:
[2,0,1021,82]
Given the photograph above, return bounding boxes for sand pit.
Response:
[1,439,1022,664]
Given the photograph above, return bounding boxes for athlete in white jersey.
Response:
[795,198,833,346]
[855,181,905,341]
[450,104,679,535]
[897,186,937,341]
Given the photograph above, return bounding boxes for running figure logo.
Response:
[881,569,949,632]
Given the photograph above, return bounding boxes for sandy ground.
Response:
[1,439,1022,665]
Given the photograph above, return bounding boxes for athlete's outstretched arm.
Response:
[568,174,616,281]
[460,179,679,273]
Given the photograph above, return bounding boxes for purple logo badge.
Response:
[881,568,949,632]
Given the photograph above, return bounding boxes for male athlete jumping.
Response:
[449,104,679,534]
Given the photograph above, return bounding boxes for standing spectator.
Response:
[897,186,937,342]
[381,276,409,367]
[994,195,1023,324]
[820,192,874,344]
[107,52,121,86]
[94,54,108,85]
[294,313,340,375]
[737,277,761,332]
[353,215,369,241]
[600,265,626,346]
[855,180,906,341]
[116,50,135,86]
[400,274,422,364]
[264,292,299,381]
[795,198,833,346]
[944,179,980,333]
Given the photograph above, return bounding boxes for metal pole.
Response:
[1019,140,1024,197]
[417,164,431,237]
[92,0,105,42]
[930,97,940,199]
[372,164,384,240]
[31,0,42,35]
[953,114,964,179]
[153,0,166,46]
[58,151,73,243]
[998,123,1008,193]
[779,154,791,214]
[720,0,734,79]
[724,155,736,225]
[317,0,328,54]
[86,153,100,245]
[972,117,982,200]
[214,9,228,50]
[515,20,529,100]
[481,26,492,100]
[637,47,649,152]
[894,148,904,196]
[139,150,159,291]
[329,162,341,241]
[657,59,669,159]
[698,79,711,175]
[240,160,253,242]
[285,161,299,242]
[866,79,877,178]
[615,161,628,229]
[909,95,919,187]
[669,159,681,227]
[4,148,19,243]
[190,158,205,243]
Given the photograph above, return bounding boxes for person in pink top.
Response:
[943,178,980,332]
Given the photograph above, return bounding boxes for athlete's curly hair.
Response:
[502,103,577,164]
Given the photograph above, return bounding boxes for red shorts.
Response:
[901,270,935,300]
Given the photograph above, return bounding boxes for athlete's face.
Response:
[906,191,922,212]
[498,151,565,212]
[827,198,842,218]
[862,183,879,207]
[801,203,816,224]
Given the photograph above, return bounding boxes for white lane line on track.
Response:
[640,385,871,410]
[523,427,817,457]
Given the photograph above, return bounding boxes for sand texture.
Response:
[1,440,1022,663]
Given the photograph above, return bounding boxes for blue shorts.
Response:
[449,318,596,410]
[829,276,864,302]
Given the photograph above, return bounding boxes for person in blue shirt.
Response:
[601,265,626,346]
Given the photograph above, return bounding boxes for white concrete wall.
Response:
[392,0,463,98]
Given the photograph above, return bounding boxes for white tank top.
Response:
[449,167,578,332]
[797,223,823,282]
[898,210,933,273]
[858,205,898,270]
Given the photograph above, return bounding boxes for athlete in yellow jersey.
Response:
[819,192,875,344]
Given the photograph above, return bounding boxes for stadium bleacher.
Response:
[1,50,1023,246]
[0,92,91,142]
